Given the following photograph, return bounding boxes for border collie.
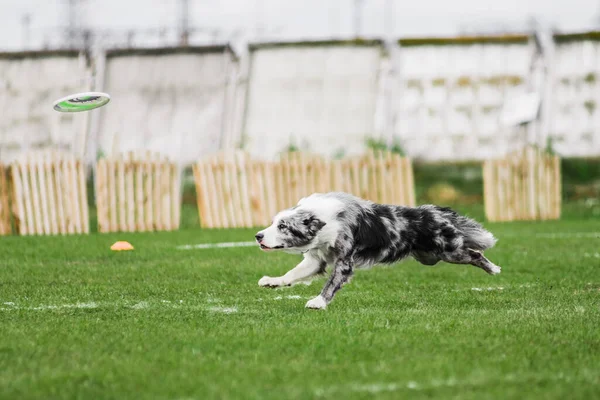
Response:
[255,192,500,310]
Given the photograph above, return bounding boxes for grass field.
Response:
[1,218,599,399]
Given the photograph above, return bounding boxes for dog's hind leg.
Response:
[259,253,326,288]
[412,251,441,266]
[441,248,501,275]
[306,256,353,310]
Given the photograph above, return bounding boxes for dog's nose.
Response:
[255,233,264,241]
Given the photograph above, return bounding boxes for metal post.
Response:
[178,0,190,46]
[353,0,364,37]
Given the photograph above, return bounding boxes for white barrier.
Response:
[1,34,600,165]
[95,46,237,165]
[0,51,91,162]
[242,40,384,160]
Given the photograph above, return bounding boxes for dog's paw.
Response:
[305,295,327,310]
[487,264,501,275]
[258,276,285,288]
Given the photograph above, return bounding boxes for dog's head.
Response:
[255,208,326,252]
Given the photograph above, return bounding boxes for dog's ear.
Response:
[304,216,326,232]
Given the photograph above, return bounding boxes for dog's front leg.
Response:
[305,255,353,310]
[258,253,325,288]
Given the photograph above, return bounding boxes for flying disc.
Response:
[53,91,111,112]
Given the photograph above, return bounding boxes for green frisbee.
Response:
[53,92,111,112]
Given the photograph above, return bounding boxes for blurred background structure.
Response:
[1,0,600,234]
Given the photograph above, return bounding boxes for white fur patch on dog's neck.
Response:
[295,194,345,248]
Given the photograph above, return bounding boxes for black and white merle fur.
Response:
[255,192,500,310]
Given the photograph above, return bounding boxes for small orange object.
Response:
[111,241,134,251]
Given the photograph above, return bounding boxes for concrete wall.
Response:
[393,37,533,161]
[95,46,236,165]
[0,51,91,162]
[242,41,384,160]
[551,35,600,156]
[393,34,600,160]
[2,33,600,165]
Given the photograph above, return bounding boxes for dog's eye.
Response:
[278,224,285,230]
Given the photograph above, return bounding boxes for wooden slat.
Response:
[273,162,285,212]
[143,152,154,232]
[553,155,561,219]
[53,156,67,234]
[0,165,11,235]
[225,154,242,227]
[405,157,416,207]
[282,155,292,207]
[349,157,360,198]
[20,162,35,235]
[204,160,220,228]
[293,152,304,201]
[96,159,107,233]
[161,159,172,231]
[385,152,394,203]
[135,158,146,232]
[483,161,494,222]
[193,163,208,228]
[45,154,58,235]
[171,163,181,230]
[367,151,377,201]
[391,153,402,205]
[218,156,233,228]
[126,152,135,232]
[299,153,309,197]
[116,155,126,231]
[263,162,277,223]
[35,155,50,234]
[107,155,117,232]
[252,162,267,226]
[212,158,229,228]
[78,160,89,234]
[11,165,25,234]
[155,158,164,230]
[538,152,548,219]
[235,153,253,227]
[27,157,43,235]
[526,147,536,219]
[67,156,82,234]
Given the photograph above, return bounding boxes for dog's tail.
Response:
[457,216,497,251]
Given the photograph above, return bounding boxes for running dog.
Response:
[255,192,500,310]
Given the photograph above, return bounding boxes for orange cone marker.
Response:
[111,241,134,251]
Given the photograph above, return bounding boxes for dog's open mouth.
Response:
[259,244,284,251]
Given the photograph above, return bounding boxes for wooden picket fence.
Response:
[96,152,181,233]
[483,146,561,222]
[193,150,416,228]
[0,164,11,235]
[10,151,89,235]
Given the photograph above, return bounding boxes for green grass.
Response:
[1,219,599,400]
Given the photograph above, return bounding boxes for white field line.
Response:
[0,302,99,311]
[175,232,599,251]
[0,301,238,314]
[0,294,308,312]
[207,306,238,314]
[471,287,504,291]
[273,295,304,300]
[314,372,597,396]
[508,232,600,239]
[176,241,256,250]
[131,301,149,309]
[451,284,535,292]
